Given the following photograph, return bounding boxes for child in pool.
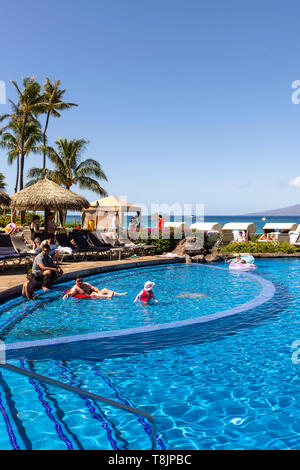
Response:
[134,281,159,304]
[22,273,38,300]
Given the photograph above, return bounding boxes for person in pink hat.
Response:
[134,281,159,304]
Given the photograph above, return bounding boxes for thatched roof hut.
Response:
[10,178,89,230]
[0,191,11,209]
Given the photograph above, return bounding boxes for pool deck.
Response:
[0,256,185,301]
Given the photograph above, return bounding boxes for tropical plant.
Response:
[219,241,296,254]
[0,119,42,192]
[9,77,43,189]
[40,78,77,171]
[27,137,108,193]
[0,172,6,190]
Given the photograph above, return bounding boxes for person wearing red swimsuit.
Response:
[158,215,164,230]
[134,281,158,304]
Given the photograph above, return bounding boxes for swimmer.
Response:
[63,275,128,299]
[22,273,38,300]
[134,281,158,304]
[228,253,242,263]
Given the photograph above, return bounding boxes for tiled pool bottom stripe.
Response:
[5,266,276,356]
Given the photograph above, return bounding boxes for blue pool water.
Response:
[0,264,262,343]
[0,260,299,449]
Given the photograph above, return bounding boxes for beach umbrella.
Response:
[10,177,89,231]
[0,191,11,209]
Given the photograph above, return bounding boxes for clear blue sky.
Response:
[1,0,300,214]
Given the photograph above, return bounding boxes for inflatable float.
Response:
[229,262,257,271]
[241,255,255,264]
[65,288,90,299]
[4,223,17,235]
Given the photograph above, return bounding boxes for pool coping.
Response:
[3,263,276,355]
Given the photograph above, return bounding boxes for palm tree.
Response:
[40,78,78,171]
[0,120,42,192]
[10,77,43,190]
[0,172,6,190]
[0,99,22,135]
[28,138,107,192]
[27,138,108,225]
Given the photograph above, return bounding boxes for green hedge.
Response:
[220,241,296,254]
[0,213,45,228]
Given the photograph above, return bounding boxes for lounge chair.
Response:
[55,232,84,260]
[11,234,31,254]
[81,229,131,260]
[0,234,28,271]
[69,231,108,259]
[81,230,111,250]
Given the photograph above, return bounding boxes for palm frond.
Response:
[77,176,107,196]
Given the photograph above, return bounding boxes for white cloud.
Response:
[289,176,300,188]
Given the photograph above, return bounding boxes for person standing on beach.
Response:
[158,215,164,231]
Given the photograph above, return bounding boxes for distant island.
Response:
[244,204,300,216]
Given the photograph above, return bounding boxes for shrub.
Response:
[128,227,183,254]
[219,241,296,254]
[0,212,45,228]
[65,222,80,228]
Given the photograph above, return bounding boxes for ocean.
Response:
[66,214,300,233]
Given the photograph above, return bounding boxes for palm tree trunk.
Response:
[45,207,49,233]
[59,210,67,227]
[19,113,27,190]
[14,153,20,193]
[11,210,16,223]
[43,111,50,171]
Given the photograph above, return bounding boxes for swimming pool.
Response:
[0,261,299,449]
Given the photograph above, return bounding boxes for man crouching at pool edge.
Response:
[63,274,128,299]
[32,244,63,291]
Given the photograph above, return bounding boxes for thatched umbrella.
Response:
[10,177,89,231]
[0,191,11,209]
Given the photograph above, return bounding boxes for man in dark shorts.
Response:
[32,244,63,290]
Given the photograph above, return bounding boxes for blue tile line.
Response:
[92,363,166,450]
[6,266,276,354]
[55,360,121,450]
[19,358,73,450]
[0,371,33,450]
[0,390,20,450]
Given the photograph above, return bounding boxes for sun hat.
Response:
[144,281,155,291]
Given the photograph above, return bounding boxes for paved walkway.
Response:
[0,256,184,300]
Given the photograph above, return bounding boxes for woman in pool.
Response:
[63,275,128,299]
[134,281,159,304]
[231,253,242,263]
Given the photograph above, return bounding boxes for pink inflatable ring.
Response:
[229,262,257,271]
